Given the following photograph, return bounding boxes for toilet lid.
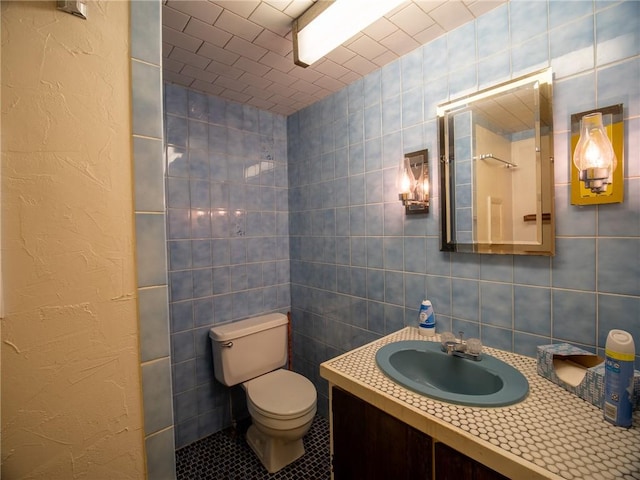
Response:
[244,369,316,418]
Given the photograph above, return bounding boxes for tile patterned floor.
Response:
[176,415,331,480]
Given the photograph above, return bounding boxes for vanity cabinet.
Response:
[435,443,509,480]
[332,386,432,479]
[331,387,508,480]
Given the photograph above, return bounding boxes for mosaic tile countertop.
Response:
[320,327,640,480]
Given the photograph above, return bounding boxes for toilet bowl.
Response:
[209,313,318,473]
[243,369,317,472]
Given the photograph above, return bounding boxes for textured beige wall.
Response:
[1,2,145,479]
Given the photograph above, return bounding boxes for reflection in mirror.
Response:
[437,69,555,255]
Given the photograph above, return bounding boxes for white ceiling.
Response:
[162,0,506,116]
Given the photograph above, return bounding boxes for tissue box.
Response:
[537,343,640,410]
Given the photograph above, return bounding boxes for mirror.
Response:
[437,69,555,256]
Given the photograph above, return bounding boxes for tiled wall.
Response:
[454,110,473,242]
[130,1,176,479]
[163,84,290,448]
[148,0,639,456]
[288,0,640,416]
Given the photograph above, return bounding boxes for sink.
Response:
[375,340,529,407]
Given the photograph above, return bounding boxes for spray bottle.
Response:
[604,329,635,428]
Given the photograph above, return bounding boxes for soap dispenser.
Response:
[418,300,435,337]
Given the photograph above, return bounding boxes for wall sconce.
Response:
[397,149,429,215]
[571,104,624,205]
[292,0,405,67]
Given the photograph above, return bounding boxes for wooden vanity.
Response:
[331,385,507,479]
[320,327,640,480]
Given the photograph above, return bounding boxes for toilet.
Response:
[209,313,317,473]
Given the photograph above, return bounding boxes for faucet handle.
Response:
[440,331,456,345]
[467,338,482,355]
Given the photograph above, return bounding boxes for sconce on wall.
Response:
[571,104,624,205]
[292,0,405,67]
[397,149,429,215]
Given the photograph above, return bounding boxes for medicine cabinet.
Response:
[437,69,555,255]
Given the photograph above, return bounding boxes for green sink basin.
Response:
[375,340,528,407]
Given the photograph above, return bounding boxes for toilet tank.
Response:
[209,313,288,386]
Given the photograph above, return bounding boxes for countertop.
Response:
[319,327,640,480]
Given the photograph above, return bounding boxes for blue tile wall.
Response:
[164,84,290,448]
[288,0,640,415]
[154,0,639,450]
[131,0,176,478]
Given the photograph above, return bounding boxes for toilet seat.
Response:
[244,369,317,421]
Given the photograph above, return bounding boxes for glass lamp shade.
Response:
[573,112,617,193]
[397,157,415,198]
[414,170,429,202]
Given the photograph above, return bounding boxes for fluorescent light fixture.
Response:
[293,0,406,67]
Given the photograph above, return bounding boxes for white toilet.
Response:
[209,313,317,473]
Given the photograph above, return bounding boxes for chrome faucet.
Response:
[440,331,482,361]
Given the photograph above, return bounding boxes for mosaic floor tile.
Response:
[176,415,331,480]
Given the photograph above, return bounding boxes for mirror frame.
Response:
[437,69,555,256]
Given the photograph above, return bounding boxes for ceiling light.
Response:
[293,0,406,67]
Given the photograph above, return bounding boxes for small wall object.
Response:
[397,149,429,215]
[571,104,624,205]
